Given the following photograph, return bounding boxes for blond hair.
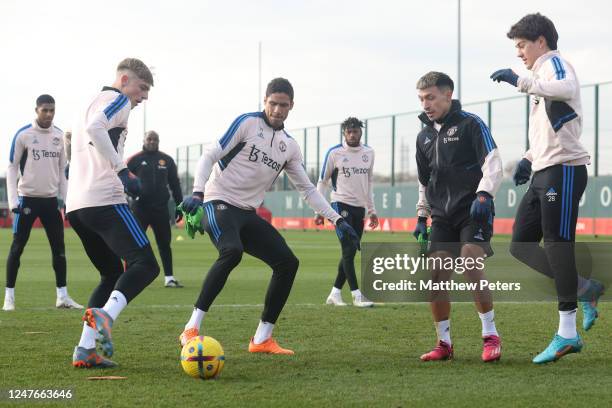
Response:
[117,58,154,86]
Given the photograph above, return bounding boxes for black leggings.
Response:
[195,201,299,324]
[510,164,587,311]
[6,196,66,288]
[331,202,365,291]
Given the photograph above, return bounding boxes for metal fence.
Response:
[176,81,612,193]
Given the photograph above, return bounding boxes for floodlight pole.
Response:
[144,66,155,134]
[258,42,262,111]
[457,0,462,101]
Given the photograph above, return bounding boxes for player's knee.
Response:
[101,271,122,286]
[341,244,357,259]
[288,255,299,273]
[51,249,66,258]
[219,245,243,266]
[136,252,160,279]
[431,268,451,283]
[148,258,161,278]
[275,255,299,277]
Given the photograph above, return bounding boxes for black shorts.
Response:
[201,200,295,265]
[67,203,153,261]
[428,212,493,257]
[331,202,365,241]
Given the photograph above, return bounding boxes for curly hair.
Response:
[341,117,364,131]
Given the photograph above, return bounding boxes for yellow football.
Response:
[180,335,225,379]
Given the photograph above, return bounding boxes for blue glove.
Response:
[413,216,428,240]
[513,158,532,186]
[57,198,65,212]
[64,164,70,180]
[490,69,518,87]
[117,169,141,198]
[181,192,204,215]
[470,191,494,223]
[335,218,360,251]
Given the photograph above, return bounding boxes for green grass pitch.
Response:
[0,228,610,407]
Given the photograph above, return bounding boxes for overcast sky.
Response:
[2,0,611,176]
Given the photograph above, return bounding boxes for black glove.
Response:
[470,192,494,223]
[490,68,519,87]
[117,169,141,198]
[335,218,360,251]
[11,200,23,215]
[413,216,428,240]
[513,158,532,186]
[180,192,204,215]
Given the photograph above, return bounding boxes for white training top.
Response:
[517,50,590,172]
[317,141,376,215]
[6,120,67,210]
[193,112,342,224]
[66,87,131,212]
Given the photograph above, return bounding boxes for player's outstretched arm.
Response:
[282,144,361,251]
[491,60,577,101]
[516,58,577,101]
[284,146,341,225]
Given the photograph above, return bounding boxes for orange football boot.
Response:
[179,328,199,347]
[248,337,294,355]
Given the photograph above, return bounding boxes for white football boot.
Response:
[2,295,15,311]
[352,293,374,308]
[56,295,84,309]
[325,292,347,306]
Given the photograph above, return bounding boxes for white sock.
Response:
[102,290,127,321]
[351,289,362,298]
[185,307,206,331]
[478,310,498,337]
[331,287,342,295]
[253,321,274,344]
[576,276,590,297]
[56,287,67,298]
[435,320,451,345]
[5,287,14,299]
[558,309,578,339]
[78,322,97,349]
[165,276,175,284]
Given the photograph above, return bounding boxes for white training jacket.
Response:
[66,87,131,212]
[193,112,342,224]
[317,141,376,216]
[7,120,67,210]
[517,50,590,172]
